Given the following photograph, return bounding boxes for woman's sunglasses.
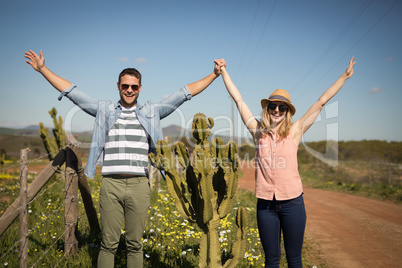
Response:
[268,103,288,113]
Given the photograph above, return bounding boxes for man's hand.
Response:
[24,49,72,92]
[213,58,227,77]
[25,50,45,72]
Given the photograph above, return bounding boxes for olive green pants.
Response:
[97,176,150,268]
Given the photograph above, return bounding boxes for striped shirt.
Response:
[101,107,149,176]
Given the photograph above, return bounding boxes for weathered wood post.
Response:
[149,165,154,190]
[70,136,100,234]
[388,164,392,186]
[0,149,66,237]
[157,170,161,190]
[64,139,78,255]
[19,148,30,268]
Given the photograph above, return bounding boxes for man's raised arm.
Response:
[186,59,226,97]
[25,50,72,92]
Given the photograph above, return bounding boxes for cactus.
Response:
[49,107,66,149]
[149,113,248,268]
[38,108,66,160]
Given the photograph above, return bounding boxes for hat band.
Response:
[269,95,290,103]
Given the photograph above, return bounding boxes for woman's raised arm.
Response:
[217,60,259,137]
[291,56,356,144]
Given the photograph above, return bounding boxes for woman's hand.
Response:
[214,58,227,76]
[344,56,356,79]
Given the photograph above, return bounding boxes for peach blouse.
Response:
[255,132,303,201]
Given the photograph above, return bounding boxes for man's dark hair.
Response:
[118,68,142,85]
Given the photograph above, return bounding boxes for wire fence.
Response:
[0,145,98,267]
[1,169,71,267]
[336,161,402,187]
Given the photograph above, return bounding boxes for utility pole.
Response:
[231,97,235,140]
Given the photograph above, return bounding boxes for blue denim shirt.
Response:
[58,84,192,179]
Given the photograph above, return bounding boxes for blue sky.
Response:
[0,0,401,142]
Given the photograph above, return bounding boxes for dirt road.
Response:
[22,162,402,267]
[238,161,402,268]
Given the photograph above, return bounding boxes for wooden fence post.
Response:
[388,164,392,185]
[157,170,161,190]
[149,165,154,190]
[19,148,30,268]
[64,140,78,256]
[0,149,66,237]
[69,135,100,234]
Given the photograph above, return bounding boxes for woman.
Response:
[216,57,356,267]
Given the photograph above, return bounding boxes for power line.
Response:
[237,0,278,86]
[292,0,373,92]
[235,0,261,80]
[231,0,264,141]
[294,0,399,100]
[328,0,400,75]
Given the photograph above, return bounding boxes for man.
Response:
[25,50,224,267]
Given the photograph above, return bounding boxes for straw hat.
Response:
[261,89,296,115]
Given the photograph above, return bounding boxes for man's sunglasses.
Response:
[268,103,288,113]
[121,84,140,90]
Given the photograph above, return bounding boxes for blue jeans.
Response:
[257,194,306,268]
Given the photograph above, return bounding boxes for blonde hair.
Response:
[259,103,293,139]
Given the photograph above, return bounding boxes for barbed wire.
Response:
[0,171,66,259]
[28,174,64,205]
[30,222,76,268]
[29,201,66,236]
[0,166,65,227]
[0,239,21,261]
[1,156,86,266]
[0,147,66,174]
[0,199,68,262]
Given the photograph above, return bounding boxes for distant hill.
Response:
[163,125,191,139]
[23,125,40,130]
[1,125,401,164]
[0,127,18,135]
[0,124,245,159]
[161,125,247,145]
[0,125,194,158]
[0,126,39,136]
[0,124,188,137]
